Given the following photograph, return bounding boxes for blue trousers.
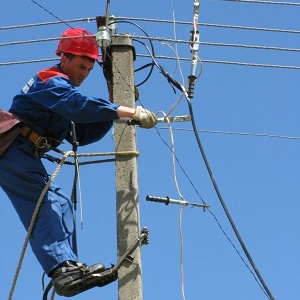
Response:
[0,135,77,275]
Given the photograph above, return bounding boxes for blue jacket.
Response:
[9,64,119,146]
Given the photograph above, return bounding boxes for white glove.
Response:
[132,106,157,129]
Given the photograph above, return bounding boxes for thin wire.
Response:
[76,163,84,230]
[2,55,300,70]
[0,18,95,30]
[0,58,59,66]
[105,0,111,28]
[2,17,300,35]
[1,37,60,47]
[165,92,186,118]
[204,41,300,52]
[157,112,185,200]
[1,34,97,47]
[29,0,73,28]
[157,127,300,140]
[116,16,300,34]
[4,35,300,53]
[160,0,189,116]
[137,54,300,70]
[132,36,300,52]
[161,42,179,76]
[28,0,95,57]
[179,205,186,300]
[157,109,187,300]
[199,22,300,34]
[170,0,185,86]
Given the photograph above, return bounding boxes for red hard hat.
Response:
[56,28,99,60]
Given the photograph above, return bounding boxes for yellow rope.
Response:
[8,151,74,300]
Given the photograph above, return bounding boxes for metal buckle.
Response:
[34,136,48,149]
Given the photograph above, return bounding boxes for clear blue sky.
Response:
[1,1,300,299]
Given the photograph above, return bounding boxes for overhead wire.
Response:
[2,17,300,35]
[169,0,185,85]
[2,12,299,72]
[3,35,300,53]
[2,35,300,71]
[29,0,73,29]
[0,18,95,30]
[137,55,300,70]
[2,56,300,70]
[157,127,300,140]
[168,2,187,299]
[160,42,180,77]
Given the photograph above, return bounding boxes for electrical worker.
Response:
[0,27,157,297]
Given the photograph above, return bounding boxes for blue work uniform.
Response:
[0,64,119,275]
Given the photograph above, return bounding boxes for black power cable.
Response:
[107,20,156,87]
[185,96,275,300]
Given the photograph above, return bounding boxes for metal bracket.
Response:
[157,115,191,123]
[127,115,191,126]
[112,227,149,270]
[42,227,149,300]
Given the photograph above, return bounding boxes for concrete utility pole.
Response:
[106,34,143,300]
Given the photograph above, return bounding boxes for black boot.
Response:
[51,261,117,297]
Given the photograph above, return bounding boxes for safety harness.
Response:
[19,124,62,159]
[20,125,51,155]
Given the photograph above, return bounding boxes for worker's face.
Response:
[61,55,95,87]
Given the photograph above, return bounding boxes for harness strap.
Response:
[20,125,48,148]
[20,125,53,158]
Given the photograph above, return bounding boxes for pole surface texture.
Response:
[110,34,143,300]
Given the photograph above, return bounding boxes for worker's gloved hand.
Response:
[132,106,157,129]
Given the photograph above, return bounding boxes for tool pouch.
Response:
[0,110,22,156]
